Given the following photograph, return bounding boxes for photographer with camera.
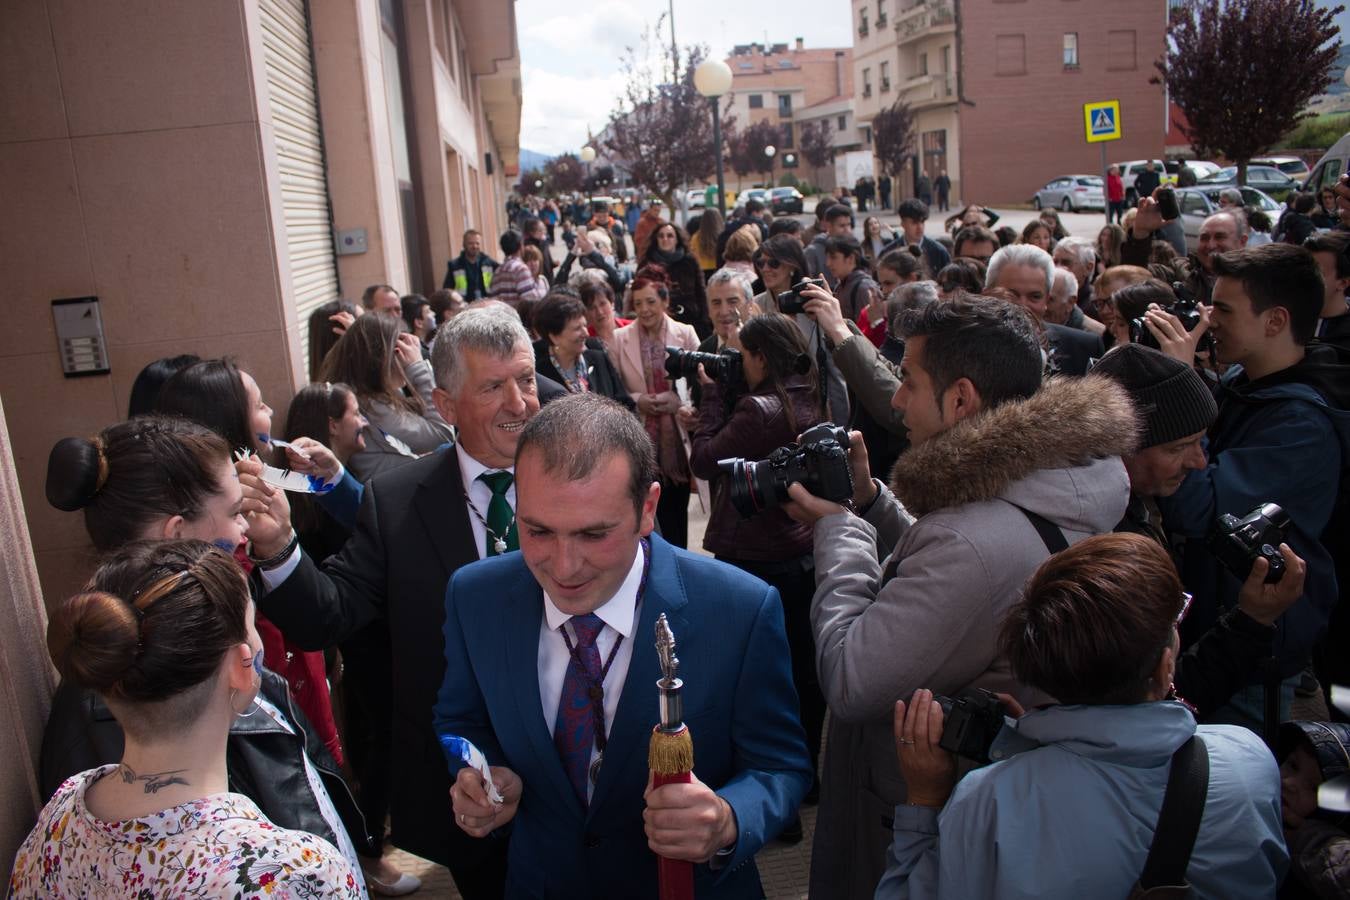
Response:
[1126,193,1248,306]
[875,533,1287,899]
[1156,243,1350,734]
[787,294,1136,899]
[754,234,850,424]
[689,312,828,818]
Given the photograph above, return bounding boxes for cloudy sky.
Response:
[516,0,852,157]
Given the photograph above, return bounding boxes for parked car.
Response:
[1302,133,1350,194]
[741,188,771,207]
[685,188,707,210]
[1196,165,1298,202]
[1170,159,1221,183]
[770,186,805,214]
[1174,186,1281,254]
[1251,155,1311,181]
[1031,175,1105,212]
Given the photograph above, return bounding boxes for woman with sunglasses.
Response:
[638,221,710,339]
[878,533,1291,900]
[13,540,361,898]
[755,234,850,424]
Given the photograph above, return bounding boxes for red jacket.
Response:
[1107,174,1125,202]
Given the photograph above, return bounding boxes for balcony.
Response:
[895,0,955,46]
[877,11,888,25]
[858,22,869,37]
[898,72,956,109]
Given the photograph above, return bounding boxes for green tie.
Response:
[478,471,518,556]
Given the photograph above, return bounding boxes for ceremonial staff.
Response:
[649,613,694,900]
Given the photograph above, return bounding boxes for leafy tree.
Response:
[1156,0,1341,186]
[800,120,836,170]
[603,17,736,208]
[543,153,584,194]
[515,168,544,196]
[727,120,781,188]
[871,99,917,179]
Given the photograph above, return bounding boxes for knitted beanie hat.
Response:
[1092,343,1217,448]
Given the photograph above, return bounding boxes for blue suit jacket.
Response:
[433,534,812,899]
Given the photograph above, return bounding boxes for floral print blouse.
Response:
[9,766,362,899]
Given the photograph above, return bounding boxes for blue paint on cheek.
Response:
[257,433,273,445]
[253,647,266,676]
[212,538,239,553]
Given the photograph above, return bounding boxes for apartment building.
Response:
[852,0,1167,206]
[722,39,854,187]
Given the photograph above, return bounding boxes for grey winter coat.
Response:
[807,374,1139,900]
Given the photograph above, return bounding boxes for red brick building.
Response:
[853,0,1169,206]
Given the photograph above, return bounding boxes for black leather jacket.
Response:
[40,668,375,857]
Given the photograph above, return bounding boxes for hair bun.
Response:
[46,437,106,511]
[46,591,139,693]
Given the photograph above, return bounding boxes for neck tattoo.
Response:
[118,764,190,794]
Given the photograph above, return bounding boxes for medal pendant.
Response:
[494,537,507,554]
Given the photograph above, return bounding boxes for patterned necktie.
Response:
[554,613,606,805]
[477,471,517,556]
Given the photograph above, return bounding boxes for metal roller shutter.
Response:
[259,0,339,378]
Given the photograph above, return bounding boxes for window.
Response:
[1107,29,1137,71]
[749,94,764,108]
[863,67,873,97]
[859,10,869,36]
[880,61,890,92]
[1181,193,1208,217]
[838,114,847,131]
[918,53,928,76]
[1063,33,1079,68]
[778,94,792,116]
[864,126,873,145]
[782,123,794,148]
[941,45,951,72]
[877,0,887,25]
[994,34,1026,76]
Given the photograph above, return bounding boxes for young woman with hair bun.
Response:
[11,539,361,898]
[39,416,375,891]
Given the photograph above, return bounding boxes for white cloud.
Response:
[517,0,852,156]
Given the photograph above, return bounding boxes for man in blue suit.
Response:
[434,393,811,898]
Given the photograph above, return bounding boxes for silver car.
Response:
[1032,175,1105,212]
[1174,186,1281,253]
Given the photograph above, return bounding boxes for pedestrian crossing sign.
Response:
[1084,100,1122,143]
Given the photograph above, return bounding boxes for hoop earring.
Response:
[230,688,260,719]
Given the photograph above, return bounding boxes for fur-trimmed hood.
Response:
[890,374,1140,519]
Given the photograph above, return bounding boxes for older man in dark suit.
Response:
[247,305,549,898]
[986,244,1104,375]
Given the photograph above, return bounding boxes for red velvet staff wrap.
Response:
[649,724,695,900]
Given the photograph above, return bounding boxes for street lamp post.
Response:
[694,59,733,218]
[764,144,776,189]
[580,145,596,205]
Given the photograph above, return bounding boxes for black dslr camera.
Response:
[717,423,854,517]
[934,689,1010,765]
[777,277,826,315]
[1130,280,1216,357]
[1208,502,1289,584]
[664,346,744,394]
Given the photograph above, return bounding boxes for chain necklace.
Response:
[461,487,514,554]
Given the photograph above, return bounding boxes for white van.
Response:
[1302,133,1350,195]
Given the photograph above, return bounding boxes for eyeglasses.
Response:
[754,257,784,270]
[1176,591,1193,626]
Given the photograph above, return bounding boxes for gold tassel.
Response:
[648,725,695,775]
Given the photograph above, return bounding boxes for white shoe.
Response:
[364,869,422,897]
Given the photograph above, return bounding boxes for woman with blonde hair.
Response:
[722,223,762,280]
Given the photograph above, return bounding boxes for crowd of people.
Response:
[12,173,1350,900]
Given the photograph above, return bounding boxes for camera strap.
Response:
[1127,735,1210,898]
[1008,504,1069,555]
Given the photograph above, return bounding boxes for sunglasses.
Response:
[754,257,784,270]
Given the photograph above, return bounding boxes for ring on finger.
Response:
[897,738,916,745]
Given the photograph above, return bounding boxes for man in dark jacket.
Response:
[1133,160,1162,204]
[986,244,1104,375]
[444,229,499,300]
[1095,342,1313,722]
[1123,198,1247,305]
[881,198,950,277]
[1158,243,1350,732]
[805,204,854,287]
[1306,231,1350,358]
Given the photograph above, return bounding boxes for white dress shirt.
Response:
[537,545,646,801]
[456,443,516,560]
